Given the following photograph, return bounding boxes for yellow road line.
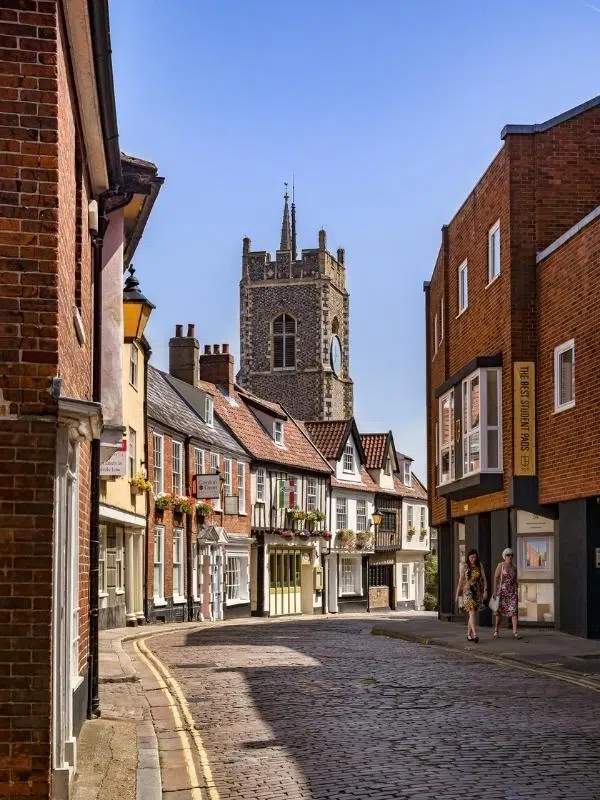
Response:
[134,635,220,800]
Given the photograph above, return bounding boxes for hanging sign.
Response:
[100,436,127,477]
[193,473,223,499]
[513,362,536,476]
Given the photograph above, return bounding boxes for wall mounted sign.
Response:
[513,362,536,476]
[100,436,127,477]
[193,473,223,499]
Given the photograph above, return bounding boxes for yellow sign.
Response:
[513,362,536,476]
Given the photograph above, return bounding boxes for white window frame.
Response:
[99,524,108,596]
[554,339,575,413]
[194,447,204,476]
[238,462,246,514]
[224,458,232,496]
[153,525,165,603]
[192,540,199,600]
[205,395,214,427]
[210,452,222,510]
[336,496,348,530]
[273,420,284,446]
[420,506,426,531]
[343,442,354,473]
[153,433,164,495]
[129,342,138,389]
[356,498,367,532]
[407,505,414,528]
[173,528,185,602]
[433,312,439,356]
[225,554,249,605]
[115,527,124,594]
[438,389,455,486]
[458,259,468,314]
[340,557,362,595]
[128,427,136,478]
[172,440,183,496]
[403,461,410,486]
[488,220,501,284]
[256,466,265,503]
[307,477,317,512]
[462,367,502,477]
[401,564,409,599]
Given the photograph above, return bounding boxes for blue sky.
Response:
[110,0,600,480]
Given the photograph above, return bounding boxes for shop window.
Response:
[99,524,107,595]
[226,555,250,604]
[115,527,124,593]
[401,564,409,599]
[340,557,361,595]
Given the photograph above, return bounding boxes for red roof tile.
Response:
[331,466,379,494]
[303,420,352,460]
[360,433,389,469]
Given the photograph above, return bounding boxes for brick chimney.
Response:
[169,323,199,386]
[200,343,234,394]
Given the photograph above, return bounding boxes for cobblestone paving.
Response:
[150,618,600,800]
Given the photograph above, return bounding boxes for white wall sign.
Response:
[100,439,127,476]
[195,473,223,499]
[516,510,554,534]
[224,495,239,515]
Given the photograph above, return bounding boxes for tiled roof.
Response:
[391,472,428,501]
[360,433,388,469]
[331,466,378,494]
[168,375,332,475]
[303,420,352,459]
[147,367,247,457]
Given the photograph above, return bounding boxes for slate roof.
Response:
[360,433,389,469]
[166,375,331,475]
[147,367,247,458]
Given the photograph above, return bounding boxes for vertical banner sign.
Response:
[278,479,296,509]
[513,362,536,476]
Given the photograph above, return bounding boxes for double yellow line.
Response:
[134,635,220,800]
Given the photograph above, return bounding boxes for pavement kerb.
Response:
[371,625,600,692]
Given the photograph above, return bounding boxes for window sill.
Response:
[238,511,248,516]
[553,401,575,414]
[226,597,250,606]
[99,591,108,599]
[272,367,295,372]
[153,598,167,607]
[115,589,125,596]
[129,382,138,392]
[456,307,468,319]
[485,273,501,289]
[173,596,187,605]
[437,471,503,501]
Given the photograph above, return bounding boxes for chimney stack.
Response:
[337,247,345,266]
[169,323,199,386]
[318,228,327,251]
[199,343,234,395]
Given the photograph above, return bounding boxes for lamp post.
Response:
[123,265,155,341]
[367,510,384,613]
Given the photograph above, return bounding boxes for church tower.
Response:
[239,190,353,421]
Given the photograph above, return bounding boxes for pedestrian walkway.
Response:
[372,615,600,684]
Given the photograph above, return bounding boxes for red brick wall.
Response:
[145,422,251,602]
[537,215,600,504]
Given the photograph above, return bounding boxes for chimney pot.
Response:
[204,344,211,355]
[187,324,195,338]
[222,343,230,354]
[175,324,183,337]
[213,344,220,354]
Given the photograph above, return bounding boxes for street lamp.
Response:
[123,265,155,341]
[371,510,383,528]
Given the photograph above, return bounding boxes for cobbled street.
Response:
[148,617,600,800]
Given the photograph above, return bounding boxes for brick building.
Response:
[145,336,252,623]
[424,96,600,638]
[239,192,354,421]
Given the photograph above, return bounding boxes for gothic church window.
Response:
[273,314,296,369]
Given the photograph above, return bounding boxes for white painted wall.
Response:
[334,433,362,483]
[401,498,430,552]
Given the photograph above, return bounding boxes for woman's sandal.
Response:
[493,631,499,639]
[513,633,521,639]
[473,636,479,643]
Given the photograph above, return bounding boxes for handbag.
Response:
[489,594,499,613]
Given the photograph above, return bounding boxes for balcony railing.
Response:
[375,530,401,549]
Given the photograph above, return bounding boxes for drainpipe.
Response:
[185,435,193,622]
[142,340,151,622]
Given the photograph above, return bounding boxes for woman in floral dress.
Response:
[455,549,488,642]
[492,547,520,639]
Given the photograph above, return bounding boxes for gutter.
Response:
[87,0,122,186]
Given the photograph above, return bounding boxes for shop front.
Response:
[194,526,252,621]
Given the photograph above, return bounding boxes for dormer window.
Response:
[343,442,354,473]
[205,395,214,427]
[403,461,411,486]
[273,420,284,446]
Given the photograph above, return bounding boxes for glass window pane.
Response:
[470,376,480,428]
[469,430,480,472]
[487,428,499,470]
[486,369,498,427]
[560,349,574,404]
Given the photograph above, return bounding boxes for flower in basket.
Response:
[356,530,373,550]
[306,509,326,526]
[321,531,332,540]
[196,500,213,517]
[287,507,307,522]
[338,528,355,547]
[172,495,193,514]
[154,493,173,510]
[281,530,294,540]
[130,473,152,493]
[419,527,428,538]
[407,525,416,536]
[297,529,312,539]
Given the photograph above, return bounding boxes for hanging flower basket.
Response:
[172,495,192,515]
[338,529,355,548]
[196,501,213,517]
[130,473,152,494]
[407,525,416,538]
[356,531,374,550]
[419,528,428,540]
[287,507,307,522]
[280,530,294,540]
[154,493,173,511]
[297,530,312,540]
[321,531,332,541]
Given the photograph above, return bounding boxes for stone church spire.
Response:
[280,184,291,251]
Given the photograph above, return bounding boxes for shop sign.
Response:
[513,362,536,476]
[194,473,222,499]
[516,510,554,534]
[100,437,127,477]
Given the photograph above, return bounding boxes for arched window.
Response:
[331,316,339,335]
[273,314,296,369]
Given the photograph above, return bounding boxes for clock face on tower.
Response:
[330,335,342,377]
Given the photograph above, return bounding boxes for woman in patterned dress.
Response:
[492,547,520,639]
[455,549,488,642]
